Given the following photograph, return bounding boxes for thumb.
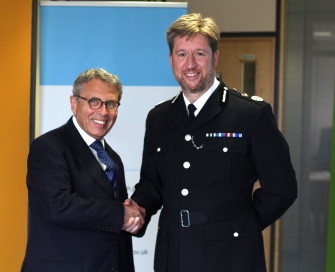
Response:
[123,198,133,206]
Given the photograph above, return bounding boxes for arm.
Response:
[251,104,298,229]
[130,111,164,235]
[27,135,125,233]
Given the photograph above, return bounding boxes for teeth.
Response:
[186,73,197,76]
[93,119,106,125]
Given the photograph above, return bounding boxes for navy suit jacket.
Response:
[21,118,134,272]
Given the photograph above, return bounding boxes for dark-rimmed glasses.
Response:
[76,95,120,111]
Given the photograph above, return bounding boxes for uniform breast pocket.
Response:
[200,139,247,188]
[151,140,177,176]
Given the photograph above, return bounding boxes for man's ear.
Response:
[213,49,219,68]
[70,95,77,116]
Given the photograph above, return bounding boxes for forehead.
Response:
[81,78,117,95]
[173,34,210,51]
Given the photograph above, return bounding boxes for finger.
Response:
[130,225,140,234]
[122,217,135,230]
[138,215,145,225]
[133,216,140,226]
[124,217,140,233]
[125,225,139,234]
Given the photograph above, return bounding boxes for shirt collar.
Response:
[183,77,220,116]
[72,116,105,148]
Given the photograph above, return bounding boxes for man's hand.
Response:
[124,198,146,218]
[122,199,146,234]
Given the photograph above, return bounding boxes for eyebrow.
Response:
[174,48,209,54]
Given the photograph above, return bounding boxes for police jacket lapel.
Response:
[190,83,227,131]
[169,92,189,131]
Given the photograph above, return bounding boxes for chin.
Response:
[187,87,203,93]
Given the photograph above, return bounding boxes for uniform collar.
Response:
[183,78,220,117]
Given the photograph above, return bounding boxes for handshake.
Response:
[122,199,146,234]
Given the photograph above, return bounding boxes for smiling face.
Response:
[169,33,219,100]
[70,78,119,140]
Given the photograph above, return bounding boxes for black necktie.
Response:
[188,104,197,123]
[90,140,119,190]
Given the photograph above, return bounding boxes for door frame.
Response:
[217,1,284,269]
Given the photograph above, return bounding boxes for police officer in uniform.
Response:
[131,13,297,272]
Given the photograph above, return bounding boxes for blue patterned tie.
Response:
[90,140,119,190]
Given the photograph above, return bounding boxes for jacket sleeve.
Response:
[251,103,297,229]
[131,111,164,236]
[27,135,124,233]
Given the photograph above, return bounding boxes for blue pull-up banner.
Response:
[38,2,187,271]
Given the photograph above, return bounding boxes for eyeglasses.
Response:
[76,95,120,111]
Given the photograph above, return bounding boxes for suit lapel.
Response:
[63,119,115,197]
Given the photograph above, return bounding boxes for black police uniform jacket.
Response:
[132,81,297,272]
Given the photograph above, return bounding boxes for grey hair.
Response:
[72,68,123,101]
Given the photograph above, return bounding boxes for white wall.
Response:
[170,0,277,32]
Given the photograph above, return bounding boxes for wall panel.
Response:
[0,0,32,271]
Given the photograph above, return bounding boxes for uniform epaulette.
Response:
[155,97,174,108]
[229,88,266,104]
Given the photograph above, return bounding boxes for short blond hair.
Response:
[166,13,220,54]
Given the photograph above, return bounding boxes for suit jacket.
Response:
[21,118,134,272]
[132,81,297,272]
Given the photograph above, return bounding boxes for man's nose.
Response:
[97,102,109,114]
[185,54,197,69]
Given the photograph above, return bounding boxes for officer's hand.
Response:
[122,199,145,234]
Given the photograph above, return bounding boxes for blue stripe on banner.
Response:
[40,6,186,86]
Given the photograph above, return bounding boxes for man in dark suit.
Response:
[21,68,144,272]
[130,13,298,271]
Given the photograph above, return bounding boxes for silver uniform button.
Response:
[185,134,192,141]
[223,147,228,152]
[181,189,189,196]
[183,161,191,169]
[157,147,161,152]
[233,232,239,237]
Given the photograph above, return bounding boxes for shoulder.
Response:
[219,87,274,124]
[214,80,268,108]
[154,94,178,109]
[147,92,181,116]
[30,122,69,151]
[224,88,271,115]
[228,88,267,107]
